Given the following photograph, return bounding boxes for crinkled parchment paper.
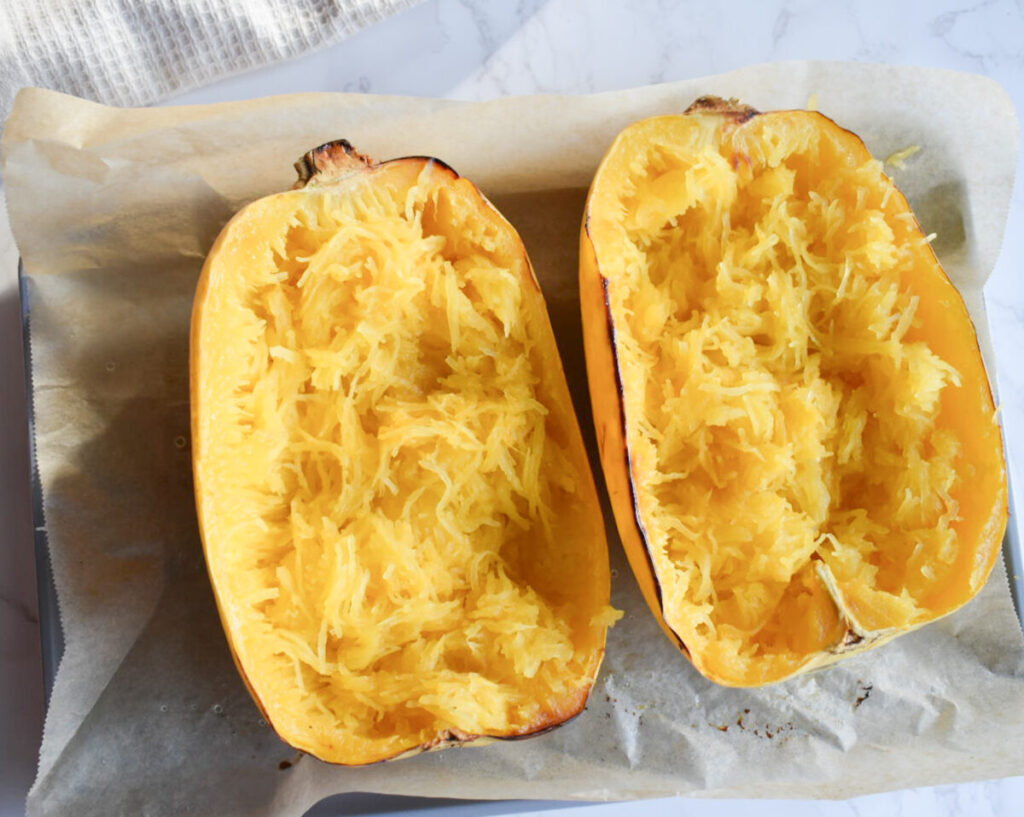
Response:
[3,62,1022,817]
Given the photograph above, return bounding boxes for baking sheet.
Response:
[17,266,1024,815]
[3,61,1023,817]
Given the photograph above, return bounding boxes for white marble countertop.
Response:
[2,1,1023,815]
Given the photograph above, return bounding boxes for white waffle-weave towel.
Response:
[0,0,421,121]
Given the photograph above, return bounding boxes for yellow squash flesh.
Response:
[580,97,1008,687]
[192,141,616,764]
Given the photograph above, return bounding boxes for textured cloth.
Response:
[0,0,420,121]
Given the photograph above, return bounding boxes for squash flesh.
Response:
[194,159,613,763]
[585,110,1006,685]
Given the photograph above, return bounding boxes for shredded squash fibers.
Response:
[194,156,612,763]
[586,108,1005,685]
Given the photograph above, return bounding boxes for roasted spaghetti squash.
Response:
[580,97,1007,687]
[193,141,616,763]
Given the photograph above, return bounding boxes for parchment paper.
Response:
[3,62,1023,817]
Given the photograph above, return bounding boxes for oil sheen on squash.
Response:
[193,154,615,763]
[583,103,1006,686]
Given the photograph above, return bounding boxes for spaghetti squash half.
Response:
[580,97,1007,687]
[192,141,615,764]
